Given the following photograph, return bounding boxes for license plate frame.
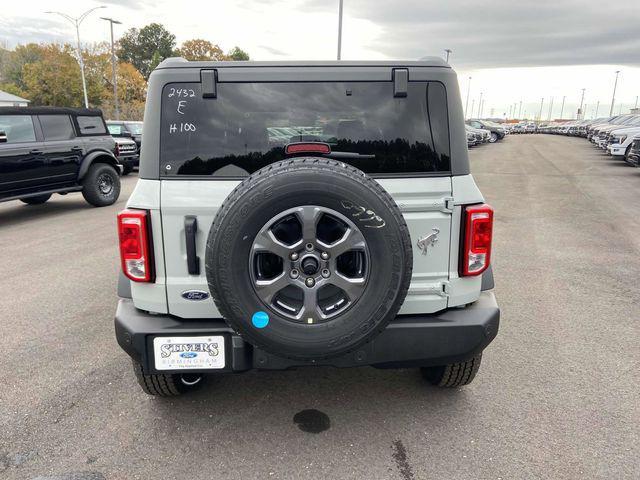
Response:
[152,335,226,371]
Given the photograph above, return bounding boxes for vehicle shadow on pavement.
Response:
[147,366,470,434]
[0,199,94,228]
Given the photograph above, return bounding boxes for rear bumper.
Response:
[115,291,500,373]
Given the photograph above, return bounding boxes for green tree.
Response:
[227,46,250,61]
[117,23,176,79]
[22,44,85,107]
[2,43,45,89]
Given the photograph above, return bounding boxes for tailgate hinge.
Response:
[442,197,455,213]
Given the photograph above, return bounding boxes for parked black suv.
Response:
[0,107,121,206]
[107,121,143,148]
[466,119,506,143]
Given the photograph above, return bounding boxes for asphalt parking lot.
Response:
[1,135,639,480]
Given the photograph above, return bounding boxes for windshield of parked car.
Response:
[125,122,143,135]
[160,81,451,177]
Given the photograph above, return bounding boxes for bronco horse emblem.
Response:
[417,228,440,255]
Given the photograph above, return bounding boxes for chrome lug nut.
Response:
[290,269,299,279]
[290,252,299,261]
[321,269,330,278]
[321,251,329,260]
[305,277,315,287]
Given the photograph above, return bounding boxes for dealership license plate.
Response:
[153,335,225,370]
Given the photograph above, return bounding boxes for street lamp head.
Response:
[100,17,122,24]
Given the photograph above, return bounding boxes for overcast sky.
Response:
[1,0,639,118]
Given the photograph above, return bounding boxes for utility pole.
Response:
[635,96,638,110]
[464,77,472,119]
[444,49,452,63]
[578,88,585,119]
[337,0,343,60]
[548,96,554,120]
[100,17,122,120]
[478,91,483,118]
[46,6,106,108]
[538,97,544,122]
[470,99,475,119]
[609,70,620,116]
[559,96,566,119]
[595,100,600,118]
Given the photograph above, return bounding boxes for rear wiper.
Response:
[324,151,376,159]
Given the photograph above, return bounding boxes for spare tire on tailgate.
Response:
[205,158,412,360]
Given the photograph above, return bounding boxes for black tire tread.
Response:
[206,157,413,360]
[132,360,182,396]
[422,354,482,387]
[81,163,121,207]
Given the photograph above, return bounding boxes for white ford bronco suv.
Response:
[115,58,500,396]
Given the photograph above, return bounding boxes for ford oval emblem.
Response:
[181,290,210,301]
[180,352,198,359]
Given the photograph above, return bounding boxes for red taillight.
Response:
[461,204,493,276]
[285,142,331,155]
[117,209,153,282]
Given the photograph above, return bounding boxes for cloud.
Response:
[301,0,640,68]
[0,17,69,48]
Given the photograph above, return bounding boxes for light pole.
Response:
[337,0,343,60]
[46,6,106,108]
[518,100,522,119]
[594,100,600,118]
[559,96,566,119]
[538,97,544,122]
[464,77,472,119]
[578,88,585,119]
[609,70,620,116]
[470,99,475,119]
[444,49,452,63]
[635,96,638,110]
[478,92,483,118]
[548,96,554,120]
[100,17,121,120]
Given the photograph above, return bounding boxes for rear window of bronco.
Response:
[160,81,451,177]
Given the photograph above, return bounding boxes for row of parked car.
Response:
[533,115,640,167]
[465,119,508,147]
[0,106,143,207]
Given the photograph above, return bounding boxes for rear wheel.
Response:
[421,354,482,387]
[489,132,498,143]
[20,193,52,205]
[131,360,205,396]
[81,163,121,207]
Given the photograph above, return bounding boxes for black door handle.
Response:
[184,216,200,275]
[30,149,43,154]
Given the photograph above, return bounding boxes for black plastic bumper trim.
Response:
[115,291,499,373]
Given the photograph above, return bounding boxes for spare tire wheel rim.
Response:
[250,205,370,324]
